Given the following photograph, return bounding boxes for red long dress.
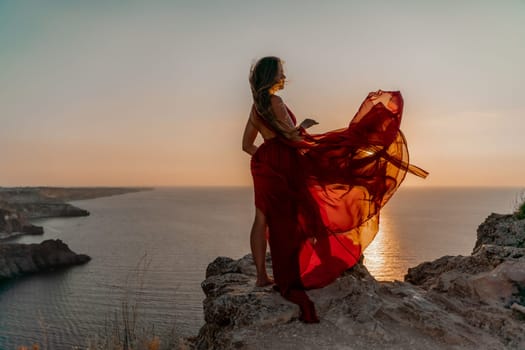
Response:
[250,91,428,322]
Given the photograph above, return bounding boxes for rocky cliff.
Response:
[188,213,525,350]
[0,187,97,220]
[0,187,152,237]
[0,187,152,220]
[0,187,149,279]
[0,239,91,280]
[0,208,44,240]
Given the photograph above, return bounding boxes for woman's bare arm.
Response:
[270,95,295,128]
[242,110,259,156]
[270,95,306,140]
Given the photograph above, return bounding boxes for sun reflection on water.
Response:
[362,213,404,281]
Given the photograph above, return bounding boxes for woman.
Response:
[242,56,427,323]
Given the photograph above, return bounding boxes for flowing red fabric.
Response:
[250,91,428,322]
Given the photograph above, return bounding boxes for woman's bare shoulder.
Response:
[270,95,286,112]
[270,94,284,104]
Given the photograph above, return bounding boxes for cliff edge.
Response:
[187,213,525,350]
[0,239,91,281]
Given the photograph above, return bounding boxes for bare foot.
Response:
[255,276,274,287]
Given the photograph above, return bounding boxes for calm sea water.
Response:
[0,187,521,349]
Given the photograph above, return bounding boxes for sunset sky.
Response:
[1,0,524,187]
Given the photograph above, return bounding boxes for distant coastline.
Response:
[0,186,153,282]
[0,186,155,201]
[0,186,153,240]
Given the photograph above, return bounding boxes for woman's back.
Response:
[249,108,277,141]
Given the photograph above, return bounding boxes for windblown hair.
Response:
[249,56,300,140]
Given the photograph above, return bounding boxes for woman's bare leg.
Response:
[251,208,273,286]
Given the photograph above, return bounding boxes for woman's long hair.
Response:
[249,56,300,140]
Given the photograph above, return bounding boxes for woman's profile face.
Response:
[274,61,286,91]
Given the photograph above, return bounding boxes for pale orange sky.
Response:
[1,1,524,187]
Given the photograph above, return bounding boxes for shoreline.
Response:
[0,187,153,281]
[0,186,153,241]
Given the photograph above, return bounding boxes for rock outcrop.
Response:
[0,239,91,280]
[0,188,91,220]
[0,187,147,280]
[473,213,525,252]
[0,187,152,221]
[0,187,152,237]
[0,208,44,239]
[188,212,525,350]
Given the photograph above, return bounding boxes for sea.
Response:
[0,186,522,349]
